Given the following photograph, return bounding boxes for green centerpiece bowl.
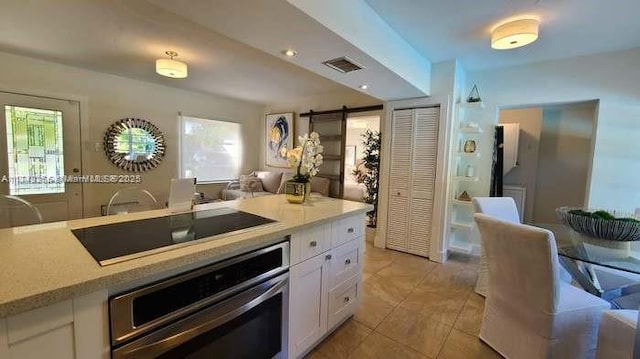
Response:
[556,207,640,241]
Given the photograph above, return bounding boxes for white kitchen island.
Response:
[0,195,370,359]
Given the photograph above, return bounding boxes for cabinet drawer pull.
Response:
[344,296,350,303]
[397,192,401,196]
[345,258,351,265]
[309,241,317,247]
[325,254,332,261]
[347,227,354,233]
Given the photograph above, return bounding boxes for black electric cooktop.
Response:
[72,208,277,266]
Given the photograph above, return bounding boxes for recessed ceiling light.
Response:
[491,19,539,50]
[359,84,369,90]
[282,49,297,57]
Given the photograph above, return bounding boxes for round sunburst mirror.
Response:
[104,118,166,172]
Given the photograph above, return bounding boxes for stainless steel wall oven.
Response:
[110,241,290,359]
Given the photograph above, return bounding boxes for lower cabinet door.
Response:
[327,275,360,330]
[288,251,331,358]
[329,238,361,290]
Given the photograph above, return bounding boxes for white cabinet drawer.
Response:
[290,223,331,265]
[329,238,361,290]
[327,275,360,330]
[331,215,365,248]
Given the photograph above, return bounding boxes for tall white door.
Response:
[386,107,439,257]
[0,92,83,223]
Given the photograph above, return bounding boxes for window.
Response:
[5,105,65,195]
[179,116,242,183]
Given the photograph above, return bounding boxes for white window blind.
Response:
[179,115,242,183]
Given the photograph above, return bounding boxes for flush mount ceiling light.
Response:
[491,19,539,50]
[155,51,188,78]
[359,84,369,90]
[282,49,297,57]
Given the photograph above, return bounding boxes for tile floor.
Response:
[305,241,502,359]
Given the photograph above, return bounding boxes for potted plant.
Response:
[352,129,380,227]
[280,132,324,203]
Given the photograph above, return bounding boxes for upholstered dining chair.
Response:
[0,194,43,228]
[474,213,610,359]
[106,186,158,215]
[596,310,638,359]
[472,197,520,296]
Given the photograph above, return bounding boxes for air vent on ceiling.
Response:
[322,56,364,73]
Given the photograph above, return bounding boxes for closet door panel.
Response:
[408,198,433,256]
[387,195,409,251]
[411,108,439,200]
[389,109,413,192]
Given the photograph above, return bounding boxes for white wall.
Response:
[0,51,264,217]
[262,92,379,174]
[467,47,640,212]
[534,104,595,222]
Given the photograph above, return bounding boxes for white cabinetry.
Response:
[0,290,108,359]
[288,215,364,359]
[386,107,440,257]
[449,101,484,255]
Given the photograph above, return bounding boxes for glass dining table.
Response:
[537,223,640,275]
[536,222,640,356]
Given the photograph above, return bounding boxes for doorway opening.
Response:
[496,101,597,224]
[344,115,380,203]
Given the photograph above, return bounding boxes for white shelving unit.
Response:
[448,101,485,256]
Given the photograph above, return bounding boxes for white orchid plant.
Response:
[280,132,324,183]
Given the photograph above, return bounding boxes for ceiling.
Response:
[365,0,640,70]
[0,0,375,105]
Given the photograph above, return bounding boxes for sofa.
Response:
[222,171,330,200]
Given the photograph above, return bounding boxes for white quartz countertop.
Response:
[0,195,371,318]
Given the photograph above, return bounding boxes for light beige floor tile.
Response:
[316,319,372,359]
[391,253,439,272]
[349,331,428,359]
[399,289,466,326]
[437,329,502,359]
[362,255,394,274]
[361,274,413,306]
[304,349,330,359]
[418,269,474,299]
[353,289,396,329]
[453,293,485,336]
[376,264,428,291]
[376,306,452,358]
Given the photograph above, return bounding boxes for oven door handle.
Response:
[114,274,288,359]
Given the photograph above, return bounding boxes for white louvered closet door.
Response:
[386,109,413,252]
[408,108,439,256]
[386,107,440,257]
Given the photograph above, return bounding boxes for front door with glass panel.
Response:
[0,92,82,222]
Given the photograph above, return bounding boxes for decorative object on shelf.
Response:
[557,207,640,241]
[466,84,481,103]
[281,132,324,203]
[104,118,166,172]
[463,140,477,153]
[265,112,294,168]
[155,51,188,78]
[465,165,475,178]
[457,191,472,202]
[352,130,381,227]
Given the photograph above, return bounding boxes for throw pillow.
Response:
[239,174,264,193]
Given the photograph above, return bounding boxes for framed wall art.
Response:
[265,112,294,167]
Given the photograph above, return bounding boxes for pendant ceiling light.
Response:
[491,19,539,50]
[156,51,188,78]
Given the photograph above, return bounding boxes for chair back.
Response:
[472,197,520,223]
[0,195,43,228]
[106,187,158,215]
[474,213,561,312]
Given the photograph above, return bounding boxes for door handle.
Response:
[72,168,80,173]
